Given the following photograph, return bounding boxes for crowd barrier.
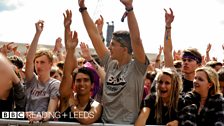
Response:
[0,119,162,126]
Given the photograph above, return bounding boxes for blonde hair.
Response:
[155,67,183,123]
[34,48,53,63]
[195,66,221,96]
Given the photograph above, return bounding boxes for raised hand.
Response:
[206,43,212,53]
[65,30,78,50]
[212,57,217,61]
[164,8,174,27]
[158,45,163,55]
[95,15,104,34]
[35,20,44,33]
[63,9,72,29]
[120,0,133,8]
[54,37,63,52]
[78,0,85,8]
[79,42,92,61]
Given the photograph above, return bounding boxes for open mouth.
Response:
[160,90,168,94]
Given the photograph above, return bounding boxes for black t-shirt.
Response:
[182,77,193,94]
[143,94,184,125]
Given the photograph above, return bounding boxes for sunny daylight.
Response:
[1,0,224,126]
[0,0,224,60]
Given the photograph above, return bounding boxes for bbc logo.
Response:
[2,112,25,119]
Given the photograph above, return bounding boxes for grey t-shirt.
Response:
[25,73,60,113]
[101,52,149,124]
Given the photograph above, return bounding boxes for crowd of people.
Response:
[0,0,224,125]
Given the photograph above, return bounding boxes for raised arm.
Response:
[78,0,108,59]
[120,0,146,63]
[155,45,163,68]
[53,37,64,61]
[25,20,44,81]
[95,15,105,42]
[163,8,174,67]
[63,9,72,50]
[79,42,106,87]
[205,43,211,62]
[60,10,79,112]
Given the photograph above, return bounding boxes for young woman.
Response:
[179,66,224,126]
[135,68,183,126]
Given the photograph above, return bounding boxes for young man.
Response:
[78,0,149,124]
[162,8,202,94]
[25,20,60,123]
[181,48,202,93]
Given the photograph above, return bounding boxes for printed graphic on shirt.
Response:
[106,74,126,92]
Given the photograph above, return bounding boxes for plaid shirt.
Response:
[179,92,224,126]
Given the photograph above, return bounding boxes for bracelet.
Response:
[125,7,133,12]
[166,26,171,30]
[121,7,134,22]
[79,7,87,13]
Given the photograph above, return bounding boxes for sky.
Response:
[0,0,224,61]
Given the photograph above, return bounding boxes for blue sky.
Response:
[0,0,224,61]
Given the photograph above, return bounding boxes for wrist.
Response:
[165,26,171,30]
[125,6,133,12]
[79,7,87,13]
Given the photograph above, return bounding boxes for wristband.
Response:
[79,7,87,13]
[121,7,134,22]
[125,7,133,12]
[166,26,171,30]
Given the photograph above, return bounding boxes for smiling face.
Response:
[193,71,212,97]
[157,74,172,99]
[74,73,92,96]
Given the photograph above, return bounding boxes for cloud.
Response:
[0,0,24,12]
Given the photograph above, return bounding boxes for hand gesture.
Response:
[6,42,14,52]
[63,10,72,29]
[54,37,63,52]
[158,45,163,55]
[12,45,21,56]
[206,43,211,53]
[65,30,78,50]
[79,42,92,61]
[78,0,85,8]
[212,57,217,61]
[164,8,174,27]
[173,49,182,60]
[95,15,104,34]
[120,0,133,8]
[35,20,44,33]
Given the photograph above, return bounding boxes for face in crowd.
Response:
[72,67,94,96]
[193,67,221,97]
[156,68,182,101]
[34,49,53,77]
